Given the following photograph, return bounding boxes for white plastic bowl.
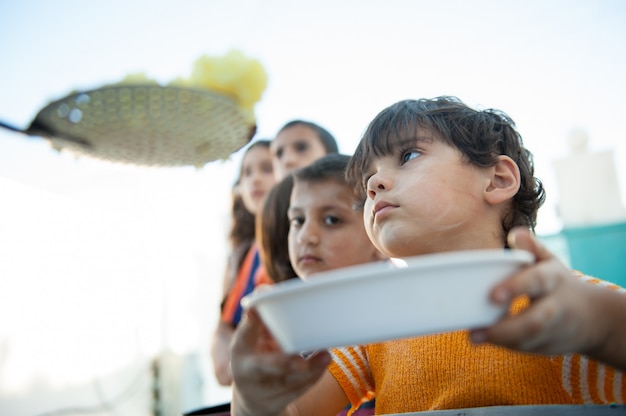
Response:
[242,249,534,353]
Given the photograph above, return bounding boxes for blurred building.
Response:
[549,129,626,286]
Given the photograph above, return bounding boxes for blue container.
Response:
[561,221,626,287]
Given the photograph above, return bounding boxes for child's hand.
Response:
[469,227,609,357]
[230,308,331,416]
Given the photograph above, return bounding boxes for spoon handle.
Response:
[0,120,27,134]
[0,118,91,147]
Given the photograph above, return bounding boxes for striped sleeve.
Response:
[328,345,375,412]
[555,354,625,404]
[575,271,626,293]
[556,272,626,403]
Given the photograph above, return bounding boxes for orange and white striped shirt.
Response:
[328,273,626,415]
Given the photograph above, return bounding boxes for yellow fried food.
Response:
[110,50,267,124]
[117,72,159,85]
[183,49,268,123]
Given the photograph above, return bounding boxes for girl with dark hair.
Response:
[270,119,339,180]
[212,120,338,386]
[210,139,275,386]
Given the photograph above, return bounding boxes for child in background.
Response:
[270,120,339,180]
[258,155,382,415]
[210,140,275,386]
[285,154,386,415]
[256,119,340,283]
[230,96,626,415]
[212,121,339,385]
[286,154,385,277]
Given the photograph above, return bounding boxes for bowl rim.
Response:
[242,248,534,309]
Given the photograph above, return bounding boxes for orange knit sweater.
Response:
[328,274,626,415]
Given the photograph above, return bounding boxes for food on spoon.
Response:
[114,49,268,125]
[37,49,267,167]
[117,72,159,85]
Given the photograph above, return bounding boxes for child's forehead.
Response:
[241,146,271,168]
[291,179,359,207]
[365,131,437,161]
[293,178,351,195]
[272,125,318,146]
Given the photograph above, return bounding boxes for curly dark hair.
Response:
[346,96,546,234]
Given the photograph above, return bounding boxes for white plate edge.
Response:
[242,248,534,308]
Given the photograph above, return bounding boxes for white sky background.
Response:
[1,0,625,233]
[1,0,626,414]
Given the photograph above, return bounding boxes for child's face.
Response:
[287,179,382,278]
[271,125,328,180]
[239,145,275,215]
[363,130,496,258]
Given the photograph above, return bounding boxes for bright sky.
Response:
[1,0,626,233]
[1,0,626,414]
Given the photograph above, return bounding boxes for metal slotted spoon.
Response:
[0,85,256,167]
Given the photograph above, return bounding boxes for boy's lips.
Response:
[373,200,397,220]
[298,254,322,265]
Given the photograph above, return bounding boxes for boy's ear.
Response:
[484,155,521,205]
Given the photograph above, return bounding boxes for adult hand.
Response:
[469,226,609,357]
[230,308,331,416]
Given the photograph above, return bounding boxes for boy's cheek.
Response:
[362,203,374,224]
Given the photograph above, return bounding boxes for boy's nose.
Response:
[367,173,390,199]
[297,222,319,245]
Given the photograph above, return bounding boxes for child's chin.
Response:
[300,266,331,280]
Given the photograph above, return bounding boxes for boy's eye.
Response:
[324,215,341,226]
[401,149,421,164]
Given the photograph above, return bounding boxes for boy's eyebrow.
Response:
[288,202,358,214]
[394,136,433,147]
